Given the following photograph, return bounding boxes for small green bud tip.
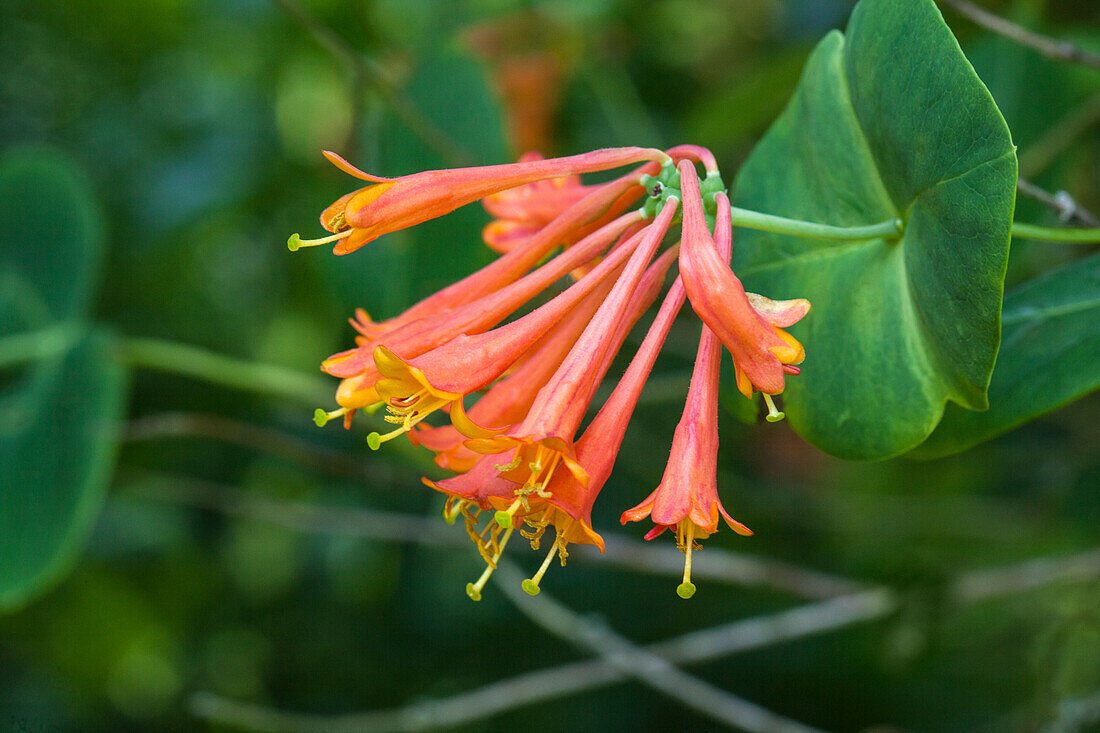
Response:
[494,510,513,529]
[287,233,301,252]
[765,411,786,423]
[367,432,382,451]
[313,408,329,427]
[443,511,457,526]
[677,582,697,599]
[522,579,541,596]
[465,583,481,602]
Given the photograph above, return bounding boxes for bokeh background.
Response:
[1,0,1098,730]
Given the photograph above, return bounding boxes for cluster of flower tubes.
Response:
[291,145,810,600]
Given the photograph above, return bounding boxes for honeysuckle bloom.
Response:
[366,219,658,450]
[678,163,810,404]
[316,209,643,424]
[622,203,752,599]
[517,272,688,596]
[464,202,680,511]
[296,144,813,600]
[289,147,668,255]
[411,245,675,472]
[346,165,654,344]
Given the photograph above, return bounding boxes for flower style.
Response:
[294,144,811,600]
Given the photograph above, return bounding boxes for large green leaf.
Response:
[0,148,105,335]
[910,253,1100,458]
[731,0,1017,459]
[0,332,128,611]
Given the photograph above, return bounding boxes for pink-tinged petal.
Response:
[745,292,812,328]
[678,164,807,396]
[321,209,641,380]
[337,146,667,252]
[465,202,680,489]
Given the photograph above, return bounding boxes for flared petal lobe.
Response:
[677,163,809,396]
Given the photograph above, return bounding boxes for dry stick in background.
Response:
[938,0,1100,71]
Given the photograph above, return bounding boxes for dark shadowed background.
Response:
[1,0,1098,730]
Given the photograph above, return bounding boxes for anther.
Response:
[287,229,353,251]
[523,524,568,596]
[763,393,786,423]
[465,526,514,602]
[443,499,467,526]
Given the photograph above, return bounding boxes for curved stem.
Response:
[120,336,332,406]
[0,323,79,369]
[0,328,341,407]
[1011,222,1100,244]
[728,206,904,241]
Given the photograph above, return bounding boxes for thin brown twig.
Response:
[123,474,864,598]
[125,413,376,481]
[492,561,828,733]
[1017,178,1100,227]
[189,548,1100,732]
[270,0,476,167]
[938,0,1100,71]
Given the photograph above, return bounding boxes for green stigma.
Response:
[313,408,329,427]
[366,432,382,450]
[287,233,302,251]
[676,582,697,599]
[521,579,541,596]
[494,510,514,529]
[465,583,482,602]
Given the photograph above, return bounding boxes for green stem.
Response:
[0,323,79,369]
[728,206,904,241]
[1011,222,1100,243]
[121,337,332,406]
[0,327,333,407]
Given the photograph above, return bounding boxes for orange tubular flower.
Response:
[517,271,688,596]
[293,143,814,601]
[348,163,655,343]
[316,209,644,422]
[622,202,752,600]
[288,147,668,255]
[464,200,680,527]
[366,218,659,450]
[412,245,678,473]
[677,162,810,405]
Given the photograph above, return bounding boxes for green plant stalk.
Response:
[120,337,332,406]
[0,328,332,407]
[1011,222,1100,243]
[728,206,904,241]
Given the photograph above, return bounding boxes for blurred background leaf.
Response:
[0,332,128,611]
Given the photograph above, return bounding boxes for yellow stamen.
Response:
[522,521,571,596]
[677,522,697,599]
[466,526,514,601]
[287,229,353,251]
[368,395,452,449]
[443,498,468,526]
[763,393,786,423]
[313,406,347,427]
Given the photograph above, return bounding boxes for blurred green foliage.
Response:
[1,0,1098,731]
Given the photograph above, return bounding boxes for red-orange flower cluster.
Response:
[293,145,810,599]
